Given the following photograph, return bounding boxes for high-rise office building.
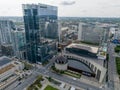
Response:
[22,3,58,63]
[0,20,15,57]
[0,20,15,45]
[11,30,26,59]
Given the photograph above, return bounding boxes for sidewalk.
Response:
[80,76,101,87]
[108,43,120,90]
[114,74,120,90]
[40,78,49,90]
[63,73,101,87]
[40,77,85,90]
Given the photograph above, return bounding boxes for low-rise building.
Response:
[55,55,68,70]
[0,56,24,83]
[64,43,98,58]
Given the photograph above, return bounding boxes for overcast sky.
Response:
[0,0,120,17]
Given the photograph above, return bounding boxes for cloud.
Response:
[111,4,120,8]
[81,10,87,13]
[60,0,76,5]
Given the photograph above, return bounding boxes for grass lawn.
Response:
[42,60,49,66]
[64,71,81,78]
[27,75,43,90]
[46,77,61,85]
[106,54,109,61]
[116,57,120,75]
[44,85,58,90]
[27,85,38,90]
[115,45,120,53]
[80,41,99,46]
[51,66,81,79]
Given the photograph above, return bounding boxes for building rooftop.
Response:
[61,27,69,31]
[0,64,14,74]
[66,43,98,54]
[55,55,68,64]
[0,56,11,67]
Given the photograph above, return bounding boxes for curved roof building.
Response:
[55,55,68,64]
[55,55,68,70]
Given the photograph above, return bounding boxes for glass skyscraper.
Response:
[22,3,58,63]
[0,20,15,45]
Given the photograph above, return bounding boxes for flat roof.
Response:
[61,27,69,31]
[0,56,11,67]
[0,64,14,74]
[66,43,98,54]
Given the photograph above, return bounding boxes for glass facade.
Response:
[11,30,26,59]
[0,20,15,45]
[22,4,58,63]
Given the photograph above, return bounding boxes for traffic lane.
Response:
[5,81,19,90]
[36,68,101,90]
[14,74,37,90]
[48,71,101,90]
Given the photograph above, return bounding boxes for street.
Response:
[107,43,120,90]
[5,72,38,90]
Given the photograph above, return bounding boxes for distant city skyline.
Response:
[0,0,120,17]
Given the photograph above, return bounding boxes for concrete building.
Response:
[11,30,26,59]
[53,51,106,83]
[59,26,77,42]
[55,55,68,70]
[63,43,107,83]
[59,27,69,42]
[65,43,98,58]
[0,20,15,45]
[22,3,58,63]
[63,53,107,83]
[112,28,120,40]
[58,22,61,42]
[0,56,24,83]
[78,23,83,41]
[0,20,15,57]
[78,23,105,44]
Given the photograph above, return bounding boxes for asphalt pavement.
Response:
[5,72,38,90]
[107,43,120,90]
